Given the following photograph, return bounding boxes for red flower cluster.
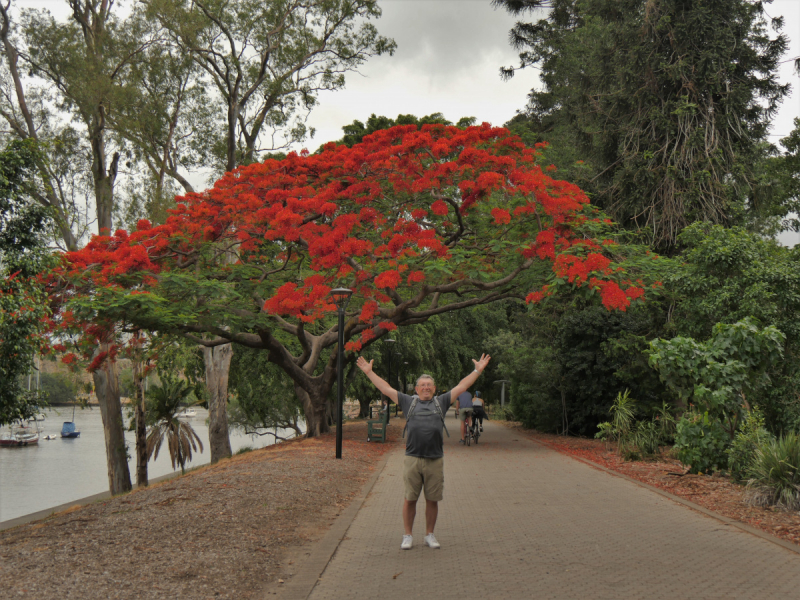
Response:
[263,277,333,322]
[554,252,613,285]
[53,122,642,357]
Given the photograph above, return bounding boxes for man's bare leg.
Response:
[403,499,417,535]
[425,500,438,534]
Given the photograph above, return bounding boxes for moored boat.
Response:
[61,403,81,438]
[0,425,40,447]
[61,421,80,438]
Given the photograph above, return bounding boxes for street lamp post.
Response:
[330,288,353,459]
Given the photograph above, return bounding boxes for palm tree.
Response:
[145,377,203,474]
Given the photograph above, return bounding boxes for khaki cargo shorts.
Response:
[403,456,444,502]
[457,407,473,422]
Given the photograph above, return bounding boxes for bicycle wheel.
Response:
[473,424,479,444]
[466,426,471,446]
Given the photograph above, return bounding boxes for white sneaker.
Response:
[401,535,413,550]
[424,533,440,549]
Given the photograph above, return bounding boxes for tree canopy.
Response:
[0,140,53,425]
[54,123,647,435]
[334,113,477,148]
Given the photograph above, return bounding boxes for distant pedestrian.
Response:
[356,353,491,550]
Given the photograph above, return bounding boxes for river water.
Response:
[0,406,300,523]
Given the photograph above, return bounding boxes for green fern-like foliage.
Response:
[746,433,800,510]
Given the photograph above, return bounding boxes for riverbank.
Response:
[0,406,300,523]
[0,419,401,599]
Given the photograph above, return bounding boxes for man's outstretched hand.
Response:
[473,353,491,374]
[356,356,374,375]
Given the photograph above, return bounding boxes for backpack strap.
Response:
[402,396,418,439]
[402,395,450,438]
[433,396,450,438]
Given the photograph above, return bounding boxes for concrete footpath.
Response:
[277,419,800,599]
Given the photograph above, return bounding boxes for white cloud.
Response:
[302,0,538,147]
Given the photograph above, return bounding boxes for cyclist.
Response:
[455,390,473,445]
[472,391,487,432]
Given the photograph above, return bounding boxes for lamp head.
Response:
[330,287,353,310]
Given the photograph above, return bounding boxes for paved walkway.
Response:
[280,419,800,599]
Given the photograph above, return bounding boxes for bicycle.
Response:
[457,409,475,446]
[470,414,480,444]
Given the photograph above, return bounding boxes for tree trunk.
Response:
[226,103,239,172]
[203,344,233,463]
[92,345,132,495]
[91,144,118,234]
[132,354,148,488]
[358,397,371,418]
[295,383,330,437]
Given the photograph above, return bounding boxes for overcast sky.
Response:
[302,0,534,146]
[304,0,800,146]
[19,0,800,145]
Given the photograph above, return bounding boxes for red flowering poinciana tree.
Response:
[58,123,645,436]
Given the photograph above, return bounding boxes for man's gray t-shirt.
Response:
[397,391,452,459]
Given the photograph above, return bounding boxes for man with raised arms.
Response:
[356,353,491,550]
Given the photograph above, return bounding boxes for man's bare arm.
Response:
[356,356,399,403]
[449,354,491,399]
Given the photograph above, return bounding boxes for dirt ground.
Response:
[0,419,400,600]
[513,425,800,547]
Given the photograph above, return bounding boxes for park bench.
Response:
[367,408,390,443]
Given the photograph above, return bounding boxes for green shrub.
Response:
[236,445,254,455]
[507,382,562,432]
[727,407,774,482]
[597,391,671,460]
[488,404,515,421]
[653,401,677,445]
[631,420,663,459]
[745,433,800,510]
[595,421,614,445]
[609,389,635,447]
[674,411,730,474]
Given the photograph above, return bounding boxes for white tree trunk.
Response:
[92,344,132,495]
[203,344,233,463]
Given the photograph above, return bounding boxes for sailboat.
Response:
[61,403,81,438]
[0,423,40,447]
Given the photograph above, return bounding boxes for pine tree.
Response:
[495,0,788,249]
